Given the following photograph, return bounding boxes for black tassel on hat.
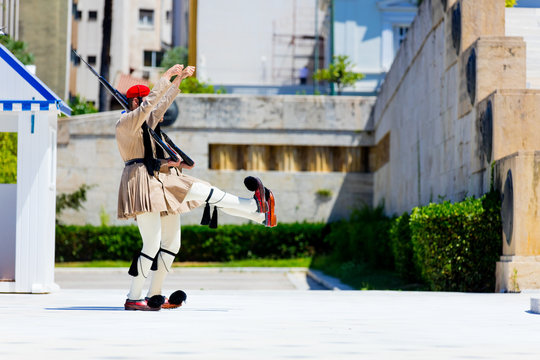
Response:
[200,202,211,225]
[209,206,218,229]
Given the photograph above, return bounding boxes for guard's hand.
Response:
[167,159,181,168]
[179,161,194,170]
[164,64,184,80]
[180,66,196,80]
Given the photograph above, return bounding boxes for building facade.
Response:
[69,0,189,108]
[194,0,418,95]
[1,0,70,99]
[331,0,418,94]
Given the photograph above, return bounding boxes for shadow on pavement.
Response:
[45,306,124,311]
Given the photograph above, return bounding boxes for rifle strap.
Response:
[141,123,161,176]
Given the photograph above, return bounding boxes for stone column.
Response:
[494,152,540,292]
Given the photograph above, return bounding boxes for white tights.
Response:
[184,182,265,223]
[127,183,264,300]
[128,212,181,300]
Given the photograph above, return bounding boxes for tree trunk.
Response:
[99,0,113,112]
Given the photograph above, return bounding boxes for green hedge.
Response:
[389,212,417,282]
[409,191,501,292]
[322,205,394,270]
[56,223,327,262]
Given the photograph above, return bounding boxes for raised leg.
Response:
[184,182,259,214]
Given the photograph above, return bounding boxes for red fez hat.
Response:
[126,85,150,98]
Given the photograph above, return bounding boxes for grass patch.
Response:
[56,260,131,267]
[311,255,426,291]
[56,258,312,268]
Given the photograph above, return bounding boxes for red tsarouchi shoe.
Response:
[124,299,160,311]
[264,188,277,228]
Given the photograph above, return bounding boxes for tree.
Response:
[56,184,95,224]
[0,34,34,65]
[313,55,364,95]
[161,46,189,69]
[506,0,517,7]
[99,0,113,112]
[68,95,98,115]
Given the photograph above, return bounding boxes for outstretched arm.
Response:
[147,66,196,129]
[117,64,184,133]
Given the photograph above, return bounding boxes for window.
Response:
[87,56,97,66]
[166,10,171,23]
[143,50,164,67]
[139,9,154,26]
[209,144,370,173]
[72,3,81,20]
[88,10,98,21]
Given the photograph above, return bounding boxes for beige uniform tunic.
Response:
[116,77,205,220]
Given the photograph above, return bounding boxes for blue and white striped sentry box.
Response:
[0,42,70,293]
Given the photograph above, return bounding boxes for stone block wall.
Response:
[371,0,523,214]
[56,95,375,226]
[371,0,540,291]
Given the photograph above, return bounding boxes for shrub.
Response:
[409,191,501,292]
[55,222,326,262]
[322,204,394,270]
[389,212,418,281]
[0,34,34,65]
[506,0,517,7]
[0,132,17,184]
[68,95,98,115]
[160,46,188,70]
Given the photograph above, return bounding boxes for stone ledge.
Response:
[496,256,540,292]
[307,269,354,291]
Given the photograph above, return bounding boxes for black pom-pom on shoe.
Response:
[147,295,165,309]
[243,176,259,191]
[169,290,187,305]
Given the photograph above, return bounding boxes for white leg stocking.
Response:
[184,182,258,214]
[127,212,161,300]
[220,207,266,224]
[147,214,181,297]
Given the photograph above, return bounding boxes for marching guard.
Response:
[116,64,277,311]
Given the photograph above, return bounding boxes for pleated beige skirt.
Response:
[117,163,206,220]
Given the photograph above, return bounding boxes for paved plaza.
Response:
[1,268,540,359]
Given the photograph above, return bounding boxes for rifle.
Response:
[72,49,194,166]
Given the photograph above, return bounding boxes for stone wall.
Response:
[57,95,375,226]
[371,0,520,214]
[370,0,540,291]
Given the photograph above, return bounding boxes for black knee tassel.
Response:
[151,255,159,271]
[128,252,140,276]
[200,202,211,225]
[200,189,214,226]
[209,206,218,229]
